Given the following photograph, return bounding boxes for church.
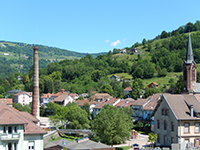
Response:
[183,33,200,93]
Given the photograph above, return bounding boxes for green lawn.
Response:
[116,146,131,150]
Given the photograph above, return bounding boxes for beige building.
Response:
[14,92,32,106]
[152,94,200,147]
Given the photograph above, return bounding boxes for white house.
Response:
[14,92,32,106]
[52,94,74,106]
[40,93,52,105]
[0,102,45,150]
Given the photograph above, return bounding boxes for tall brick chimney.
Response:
[32,46,40,120]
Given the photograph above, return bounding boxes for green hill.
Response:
[0,41,104,76]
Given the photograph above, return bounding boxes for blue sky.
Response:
[0,0,199,53]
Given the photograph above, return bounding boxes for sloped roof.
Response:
[14,92,32,97]
[0,102,45,134]
[91,93,113,101]
[123,87,132,91]
[142,93,161,110]
[41,93,52,98]
[19,111,39,122]
[185,33,195,64]
[162,94,200,120]
[132,98,149,106]
[94,98,120,109]
[0,98,12,105]
[115,100,135,107]
[52,94,69,102]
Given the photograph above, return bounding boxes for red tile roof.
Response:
[0,102,45,134]
[41,93,52,98]
[0,98,12,106]
[123,87,132,91]
[94,98,120,109]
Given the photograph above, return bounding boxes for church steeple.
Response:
[185,33,195,64]
[183,33,196,92]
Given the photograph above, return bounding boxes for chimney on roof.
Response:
[190,105,194,117]
[32,47,40,121]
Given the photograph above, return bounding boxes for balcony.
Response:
[0,133,20,141]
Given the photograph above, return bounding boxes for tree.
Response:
[142,38,147,48]
[24,75,30,84]
[148,132,157,148]
[66,103,90,129]
[81,102,91,119]
[50,106,69,128]
[144,88,161,98]
[91,105,132,145]
[100,84,114,96]
[131,80,141,100]
[175,75,183,94]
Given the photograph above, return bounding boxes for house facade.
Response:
[152,94,200,148]
[40,93,52,105]
[52,94,74,106]
[110,75,120,81]
[93,98,120,118]
[14,92,32,106]
[0,102,45,150]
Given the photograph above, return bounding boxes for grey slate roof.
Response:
[185,33,195,64]
[44,139,113,150]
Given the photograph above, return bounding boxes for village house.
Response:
[76,99,98,113]
[119,48,127,54]
[40,93,52,105]
[115,99,135,108]
[91,93,113,102]
[92,98,121,118]
[14,92,32,106]
[123,87,132,97]
[52,93,74,106]
[147,82,159,89]
[142,93,162,120]
[152,94,200,148]
[69,93,79,100]
[110,75,121,81]
[131,98,150,120]
[0,101,45,150]
[0,98,12,107]
[6,89,23,97]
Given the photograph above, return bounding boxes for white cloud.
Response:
[123,39,126,42]
[105,39,109,42]
[110,40,121,46]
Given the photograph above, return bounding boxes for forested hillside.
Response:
[0,41,103,76]
[1,21,200,100]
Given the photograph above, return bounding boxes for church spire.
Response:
[185,33,195,64]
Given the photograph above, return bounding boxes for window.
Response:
[28,141,34,150]
[171,137,174,143]
[14,126,17,133]
[184,123,189,133]
[3,126,6,133]
[14,143,17,150]
[8,126,12,134]
[192,69,195,81]
[164,121,167,130]
[195,123,200,132]
[164,135,167,144]
[165,109,169,116]
[185,139,189,143]
[8,143,11,150]
[171,122,174,132]
[157,134,160,143]
[184,69,187,81]
[162,109,165,115]
[157,120,160,129]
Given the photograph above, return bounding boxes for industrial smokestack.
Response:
[32,46,40,121]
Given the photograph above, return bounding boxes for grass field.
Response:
[116,146,131,150]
